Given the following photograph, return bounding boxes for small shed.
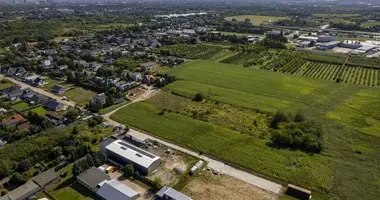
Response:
[286,184,311,200]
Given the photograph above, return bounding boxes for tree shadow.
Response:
[53,177,76,191]
[265,141,317,156]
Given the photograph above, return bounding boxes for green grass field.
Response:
[224,15,287,25]
[110,60,380,199]
[0,82,12,90]
[11,102,31,112]
[63,87,96,107]
[25,106,48,116]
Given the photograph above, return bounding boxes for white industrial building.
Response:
[97,180,140,200]
[298,36,318,41]
[105,140,161,175]
[156,186,192,200]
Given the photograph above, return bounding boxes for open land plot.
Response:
[40,76,73,91]
[360,21,380,28]
[224,15,287,25]
[111,102,333,195]
[24,106,48,116]
[0,82,12,90]
[111,60,380,200]
[10,102,31,112]
[182,170,279,200]
[63,87,96,107]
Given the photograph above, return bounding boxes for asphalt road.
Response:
[102,90,283,195]
[7,77,77,108]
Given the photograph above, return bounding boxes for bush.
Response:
[123,164,135,177]
[1,190,7,196]
[271,111,292,128]
[10,172,26,185]
[194,92,203,102]
[271,120,323,153]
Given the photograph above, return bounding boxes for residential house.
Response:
[32,77,45,86]
[77,167,111,193]
[115,81,132,91]
[156,186,192,200]
[17,122,31,131]
[44,112,65,125]
[44,99,65,111]
[92,93,107,106]
[58,65,68,71]
[104,57,115,65]
[5,181,40,200]
[7,88,24,100]
[90,62,102,72]
[42,59,54,69]
[61,45,73,52]
[1,114,25,127]
[140,62,158,71]
[22,89,36,99]
[1,85,22,95]
[29,94,49,105]
[7,67,26,77]
[51,85,66,94]
[131,73,142,81]
[142,74,156,85]
[32,169,58,188]
[96,180,140,200]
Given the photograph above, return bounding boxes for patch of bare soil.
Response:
[183,171,279,200]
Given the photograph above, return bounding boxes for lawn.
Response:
[25,106,48,116]
[63,87,96,107]
[11,102,31,112]
[40,76,72,91]
[42,164,99,200]
[224,15,287,25]
[111,60,380,200]
[360,21,380,28]
[0,82,12,90]
[52,36,72,43]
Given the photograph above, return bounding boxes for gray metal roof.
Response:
[77,167,110,190]
[96,180,140,200]
[32,169,58,187]
[156,186,192,200]
[8,181,40,200]
[106,140,160,169]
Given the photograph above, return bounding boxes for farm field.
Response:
[156,44,223,59]
[111,60,380,200]
[224,15,287,25]
[111,102,332,194]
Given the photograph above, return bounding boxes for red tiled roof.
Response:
[2,114,25,126]
[17,122,31,131]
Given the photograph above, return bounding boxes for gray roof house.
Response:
[7,67,26,77]
[96,179,140,200]
[92,93,107,106]
[8,181,40,200]
[77,166,111,193]
[29,94,49,105]
[1,85,22,95]
[44,99,65,111]
[32,169,58,188]
[22,89,36,99]
[7,88,24,101]
[156,186,192,200]
[51,85,66,94]
[140,62,158,71]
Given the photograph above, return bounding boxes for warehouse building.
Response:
[156,186,192,200]
[318,35,336,42]
[97,179,140,200]
[105,140,161,175]
[77,167,111,193]
[318,41,341,50]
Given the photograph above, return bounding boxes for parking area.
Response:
[100,163,154,200]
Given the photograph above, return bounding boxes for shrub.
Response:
[194,92,203,101]
[271,120,323,153]
[271,111,292,128]
[123,164,135,177]
[1,190,7,196]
